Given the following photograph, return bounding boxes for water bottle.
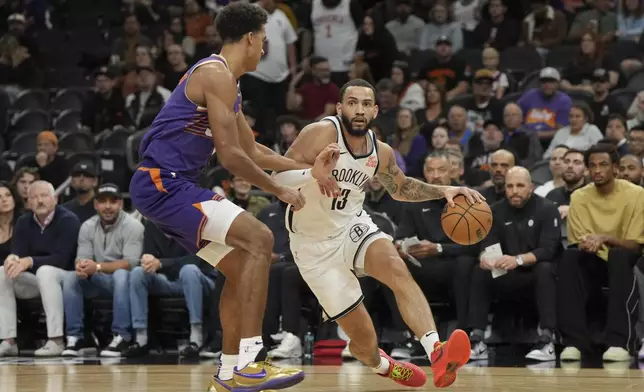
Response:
[303,331,315,359]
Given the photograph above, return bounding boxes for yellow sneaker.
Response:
[233,361,305,390]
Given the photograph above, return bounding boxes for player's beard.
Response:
[341,113,370,137]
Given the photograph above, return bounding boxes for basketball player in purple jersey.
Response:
[129,3,339,392]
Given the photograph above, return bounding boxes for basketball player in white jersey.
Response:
[272,79,484,388]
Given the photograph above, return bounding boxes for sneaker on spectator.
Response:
[391,337,426,360]
[0,340,18,357]
[200,340,222,359]
[180,342,200,358]
[268,332,302,359]
[639,339,644,361]
[123,343,149,358]
[34,340,64,357]
[560,346,581,361]
[602,347,631,362]
[525,337,556,362]
[100,335,130,357]
[469,335,488,361]
[62,336,96,357]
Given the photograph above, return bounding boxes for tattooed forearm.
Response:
[377,159,401,194]
[399,177,445,201]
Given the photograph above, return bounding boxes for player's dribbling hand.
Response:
[277,186,306,211]
[312,143,341,198]
[443,186,486,208]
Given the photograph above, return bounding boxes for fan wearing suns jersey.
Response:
[130,4,340,392]
[272,79,485,389]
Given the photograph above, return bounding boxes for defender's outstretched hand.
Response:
[312,143,341,198]
[443,186,486,208]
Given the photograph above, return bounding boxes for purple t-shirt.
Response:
[517,89,572,132]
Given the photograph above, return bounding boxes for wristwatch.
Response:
[436,243,443,254]
[515,256,524,266]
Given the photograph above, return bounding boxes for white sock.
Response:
[217,354,238,381]
[371,355,390,375]
[190,323,203,347]
[420,331,440,361]
[238,336,263,370]
[136,328,148,346]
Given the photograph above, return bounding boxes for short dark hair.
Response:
[571,100,594,123]
[584,143,620,167]
[563,148,585,160]
[340,78,376,102]
[215,2,267,44]
[424,151,450,164]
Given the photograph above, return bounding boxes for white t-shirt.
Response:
[249,8,298,83]
[311,0,358,72]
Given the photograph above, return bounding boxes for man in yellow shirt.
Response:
[557,143,644,363]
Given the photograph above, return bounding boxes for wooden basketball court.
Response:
[5,361,644,392]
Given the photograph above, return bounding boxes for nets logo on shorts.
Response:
[349,223,369,243]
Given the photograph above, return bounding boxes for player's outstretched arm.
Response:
[376,142,485,205]
[194,65,303,208]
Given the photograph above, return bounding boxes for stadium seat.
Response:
[530,160,552,185]
[606,40,641,64]
[500,91,523,107]
[97,150,131,190]
[626,69,644,91]
[445,94,473,110]
[45,67,91,89]
[566,90,594,107]
[50,89,84,113]
[58,131,95,152]
[500,47,543,80]
[126,129,147,171]
[0,89,9,135]
[99,126,133,151]
[545,45,578,70]
[14,152,37,171]
[608,88,637,114]
[9,132,39,154]
[518,70,541,92]
[10,109,51,136]
[11,89,49,112]
[408,49,436,79]
[455,48,483,73]
[53,109,82,132]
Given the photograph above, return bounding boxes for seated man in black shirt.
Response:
[127,220,217,358]
[418,35,469,100]
[62,162,98,223]
[459,70,504,133]
[546,149,587,247]
[469,167,561,362]
[391,152,478,358]
[481,149,515,204]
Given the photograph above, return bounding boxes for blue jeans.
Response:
[63,269,132,340]
[130,264,215,329]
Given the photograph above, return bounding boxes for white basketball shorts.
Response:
[289,211,392,321]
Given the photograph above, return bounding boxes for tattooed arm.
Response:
[376,142,486,205]
[376,142,446,201]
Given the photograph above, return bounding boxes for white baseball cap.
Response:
[539,67,561,82]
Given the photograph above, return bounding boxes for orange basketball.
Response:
[440,195,493,245]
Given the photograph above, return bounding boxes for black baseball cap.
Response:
[592,68,610,83]
[71,161,98,177]
[96,183,121,200]
[95,66,118,79]
[436,36,452,46]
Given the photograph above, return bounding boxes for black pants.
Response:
[385,255,477,331]
[468,261,557,332]
[240,74,289,142]
[557,248,640,353]
[263,262,290,342]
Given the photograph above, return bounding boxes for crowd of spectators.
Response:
[0,0,644,365]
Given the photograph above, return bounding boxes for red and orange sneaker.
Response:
[377,348,427,388]
[430,329,471,388]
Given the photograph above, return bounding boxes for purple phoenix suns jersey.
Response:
[139,54,242,181]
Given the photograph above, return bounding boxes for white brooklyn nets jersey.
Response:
[286,116,379,239]
[311,0,358,72]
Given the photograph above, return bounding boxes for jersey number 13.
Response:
[331,189,351,210]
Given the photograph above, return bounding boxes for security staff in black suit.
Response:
[469,167,561,363]
[386,152,478,359]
